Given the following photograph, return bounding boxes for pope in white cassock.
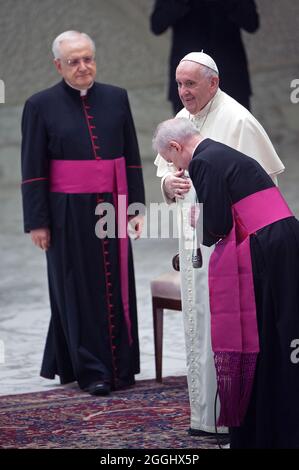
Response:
[154,52,285,436]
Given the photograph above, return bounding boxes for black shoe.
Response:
[116,377,135,390]
[188,428,229,444]
[88,381,111,396]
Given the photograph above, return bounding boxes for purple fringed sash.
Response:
[49,157,133,345]
[208,187,293,427]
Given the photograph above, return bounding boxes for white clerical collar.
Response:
[65,80,94,96]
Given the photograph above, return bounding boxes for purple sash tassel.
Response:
[215,352,257,427]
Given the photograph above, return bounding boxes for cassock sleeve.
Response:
[215,0,259,32]
[123,92,146,211]
[189,157,233,247]
[150,0,191,34]
[21,99,50,233]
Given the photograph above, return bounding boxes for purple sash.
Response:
[49,157,132,345]
[209,187,293,426]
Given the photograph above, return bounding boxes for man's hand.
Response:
[128,214,144,240]
[30,228,51,250]
[164,169,191,199]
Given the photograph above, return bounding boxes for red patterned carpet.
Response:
[0,376,220,449]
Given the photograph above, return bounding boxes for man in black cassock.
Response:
[21,31,145,396]
[153,117,299,448]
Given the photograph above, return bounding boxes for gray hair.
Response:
[52,31,96,59]
[153,118,199,154]
[199,64,218,80]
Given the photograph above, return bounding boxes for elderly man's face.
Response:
[176,61,218,115]
[54,38,96,90]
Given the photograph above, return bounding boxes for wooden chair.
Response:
[150,271,182,382]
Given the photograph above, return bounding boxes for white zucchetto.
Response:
[180,52,219,74]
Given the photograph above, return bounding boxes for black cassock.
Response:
[21,80,145,391]
[189,139,299,448]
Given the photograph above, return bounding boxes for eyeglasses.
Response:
[61,56,95,68]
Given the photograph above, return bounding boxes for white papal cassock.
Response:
[155,89,285,432]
